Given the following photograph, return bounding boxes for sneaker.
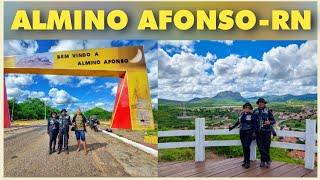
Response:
[77,148,80,152]
[57,149,62,154]
[260,161,265,168]
[241,162,246,167]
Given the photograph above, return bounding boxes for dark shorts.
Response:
[75,130,86,141]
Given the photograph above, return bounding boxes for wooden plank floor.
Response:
[159,158,317,177]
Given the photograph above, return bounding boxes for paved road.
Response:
[4,126,157,177]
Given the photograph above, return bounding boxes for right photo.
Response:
[157,40,317,177]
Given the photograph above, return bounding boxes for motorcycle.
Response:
[89,115,100,132]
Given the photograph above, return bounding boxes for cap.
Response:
[243,102,253,110]
[256,98,267,104]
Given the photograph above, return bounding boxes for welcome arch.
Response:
[4,46,155,130]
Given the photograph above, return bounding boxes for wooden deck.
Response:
[159,158,317,177]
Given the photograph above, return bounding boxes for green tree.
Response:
[84,107,112,120]
[8,98,59,120]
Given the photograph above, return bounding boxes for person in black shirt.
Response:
[229,103,255,169]
[57,109,72,154]
[252,98,276,168]
[47,112,59,155]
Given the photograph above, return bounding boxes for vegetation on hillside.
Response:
[84,107,112,120]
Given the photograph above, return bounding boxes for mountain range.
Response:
[159,91,317,105]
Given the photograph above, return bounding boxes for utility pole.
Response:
[44,100,47,121]
[11,98,15,121]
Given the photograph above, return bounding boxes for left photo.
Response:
[3,40,158,177]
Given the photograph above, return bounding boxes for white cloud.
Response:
[111,86,118,96]
[105,82,118,88]
[159,48,217,100]
[30,91,45,98]
[210,40,234,46]
[5,74,42,101]
[74,101,114,112]
[48,88,79,105]
[158,40,195,52]
[158,40,233,54]
[263,41,317,81]
[7,88,29,99]
[5,74,34,88]
[6,87,45,100]
[145,49,158,99]
[41,97,51,102]
[49,40,113,52]
[159,40,317,101]
[105,82,118,96]
[93,102,114,111]
[152,97,158,109]
[4,40,38,56]
[112,40,157,52]
[76,77,95,87]
[43,75,72,86]
[95,102,105,107]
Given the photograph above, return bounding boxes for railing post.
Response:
[195,118,205,162]
[250,141,257,160]
[304,119,316,169]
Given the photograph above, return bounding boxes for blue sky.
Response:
[158,40,316,101]
[5,74,119,111]
[4,40,158,112]
[161,40,306,59]
[194,40,305,60]
[5,40,317,106]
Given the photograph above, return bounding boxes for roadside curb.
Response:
[101,130,158,157]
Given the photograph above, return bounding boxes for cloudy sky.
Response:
[4,40,158,112]
[158,40,317,101]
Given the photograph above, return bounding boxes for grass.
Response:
[280,119,306,130]
[268,148,303,164]
[12,119,46,126]
[145,129,158,136]
[159,148,195,161]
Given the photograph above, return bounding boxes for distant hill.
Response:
[248,94,317,103]
[213,91,248,102]
[189,91,248,103]
[159,91,316,105]
[84,107,112,120]
[158,98,185,104]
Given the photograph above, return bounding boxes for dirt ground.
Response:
[4,125,157,177]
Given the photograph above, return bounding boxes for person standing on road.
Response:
[72,108,88,155]
[252,98,276,168]
[58,109,72,154]
[47,111,59,155]
[229,102,255,169]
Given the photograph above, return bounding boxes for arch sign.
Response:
[4,46,155,130]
